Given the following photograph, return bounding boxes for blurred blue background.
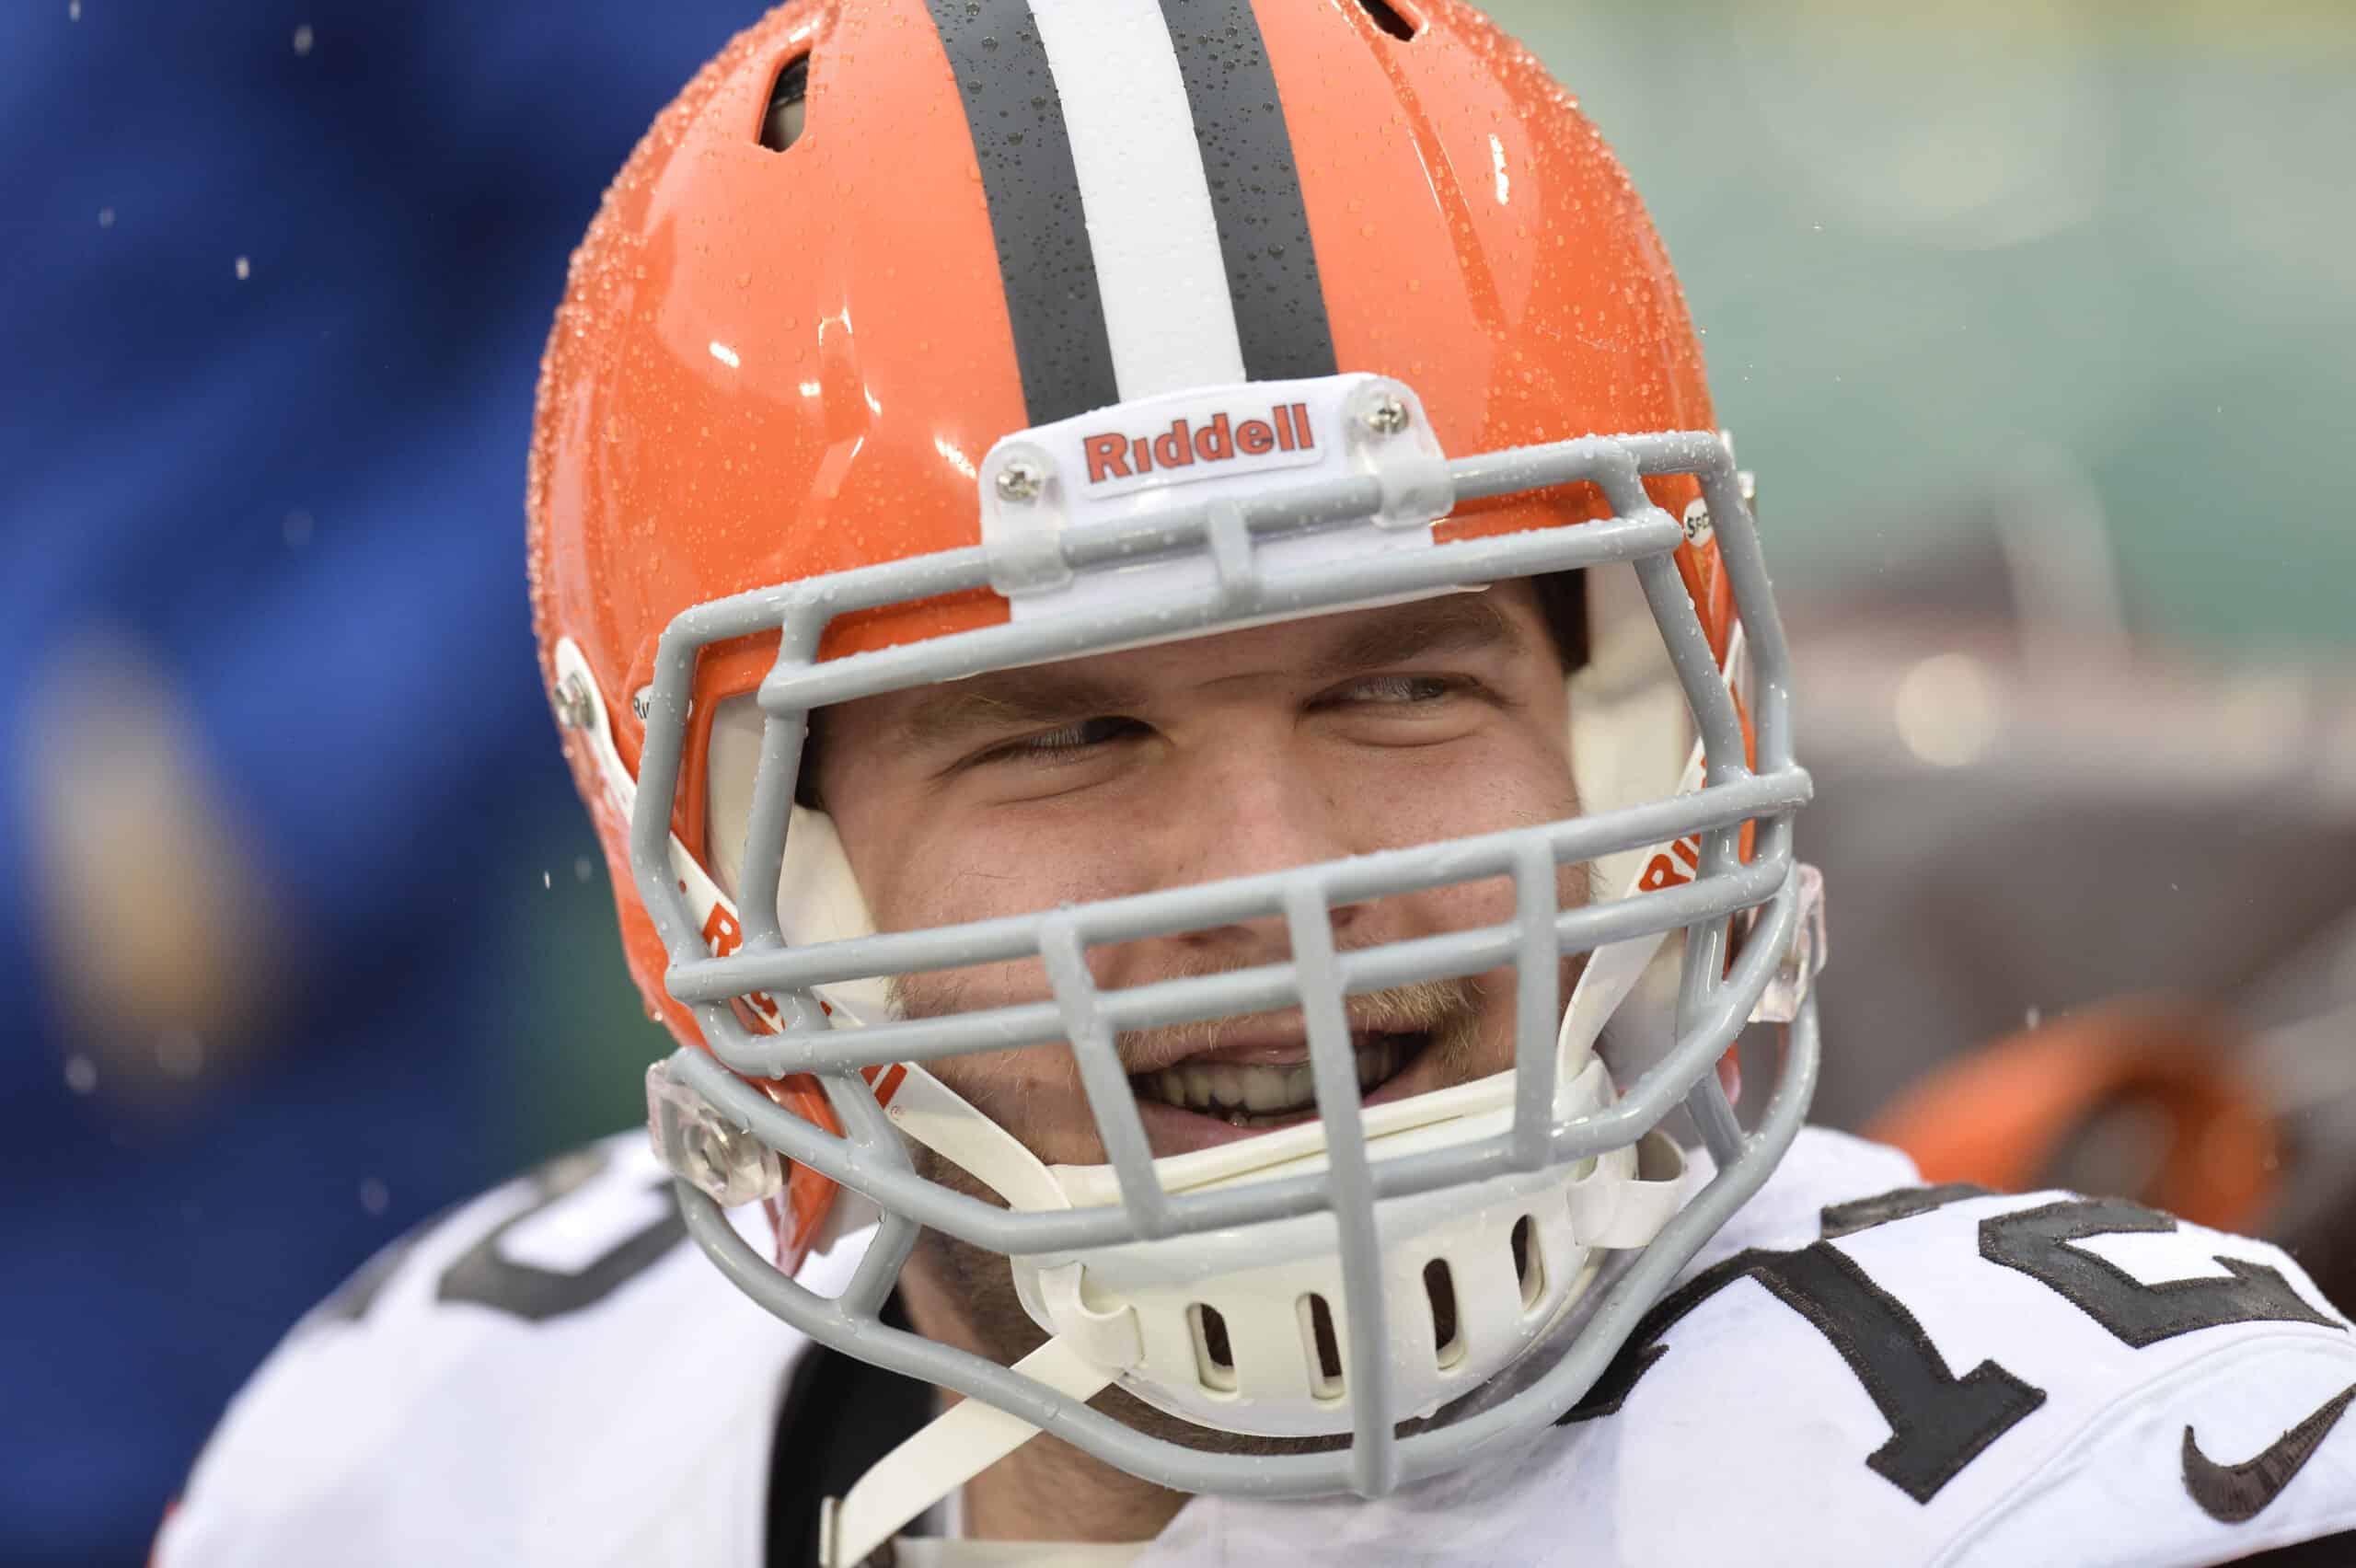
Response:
[3,2,2349,1563]
[2,6,731,1562]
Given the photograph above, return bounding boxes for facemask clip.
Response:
[1749,862,1826,1024]
[646,1060,786,1206]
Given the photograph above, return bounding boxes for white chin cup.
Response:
[999,1057,1684,1439]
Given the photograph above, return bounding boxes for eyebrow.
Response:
[900,591,1522,750]
[904,667,1144,748]
[1299,591,1519,680]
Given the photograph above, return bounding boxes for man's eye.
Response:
[981,716,1146,763]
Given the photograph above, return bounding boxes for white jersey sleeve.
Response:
[153,1131,860,1568]
[1145,1129,2356,1568]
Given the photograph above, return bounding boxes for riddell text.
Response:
[1081,404,1315,484]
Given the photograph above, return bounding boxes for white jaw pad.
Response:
[775,802,890,1027]
[560,639,892,1028]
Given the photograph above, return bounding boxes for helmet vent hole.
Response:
[1299,1294,1345,1399]
[1355,0,1420,41]
[1423,1259,1464,1369]
[1186,1303,1238,1394]
[759,53,811,152]
[1512,1215,1545,1311]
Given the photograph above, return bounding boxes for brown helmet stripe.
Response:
[1155,0,1338,383]
[923,0,1123,425]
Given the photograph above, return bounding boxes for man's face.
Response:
[815,581,1586,1174]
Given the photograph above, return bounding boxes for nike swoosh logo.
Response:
[2181,1380,2356,1524]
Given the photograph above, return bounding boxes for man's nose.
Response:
[1152,741,1366,955]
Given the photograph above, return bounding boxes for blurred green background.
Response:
[1498,0,2356,651]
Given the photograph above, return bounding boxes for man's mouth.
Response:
[1128,1029,1432,1128]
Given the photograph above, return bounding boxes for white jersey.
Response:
[159,1128,2356,1568]
[1146,1132,2356,1567]
[155,1133,861,1568]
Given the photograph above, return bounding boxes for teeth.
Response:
[1135,1037,1416,1120]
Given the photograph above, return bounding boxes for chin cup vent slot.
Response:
[1356,0,1419,40]
[759,53,810,152]
[1187,1303,1238,1394]
[1299,1293,1345,1401]
[1423,1259,1464,1369]
[1512,1214,1545,1311]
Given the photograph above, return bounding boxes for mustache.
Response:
[1114,973,1478,1073]
[884,951,1485,1073]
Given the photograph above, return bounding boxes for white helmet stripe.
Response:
[1027,0,1249,398]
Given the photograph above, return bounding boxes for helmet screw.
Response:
[553,673,596,731]
[994,457,1045,503]
[1361,391,1410,436]
[685,1124,727,1188]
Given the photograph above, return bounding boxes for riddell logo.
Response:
[1081,402,1316,485]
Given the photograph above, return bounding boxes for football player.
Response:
[156,2,2356,1563]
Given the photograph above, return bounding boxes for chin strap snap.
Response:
[1566,1128,1689,1249]
[1747,862,1826,1025]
